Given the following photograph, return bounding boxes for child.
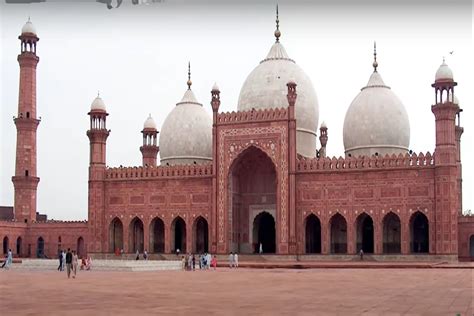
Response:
[211,255,217,270]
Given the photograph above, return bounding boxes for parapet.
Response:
[217,107,288,125]
[105,163,213,180]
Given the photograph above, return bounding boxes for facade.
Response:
[1,18,474,261]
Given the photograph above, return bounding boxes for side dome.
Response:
[159,87,212,165]
[343,71,410,157]
[91,95,106,112]
[237,39,319,158]
[21,19,37,36]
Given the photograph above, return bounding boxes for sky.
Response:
[0,0,473,220]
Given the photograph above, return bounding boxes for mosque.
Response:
[1,13,474,261]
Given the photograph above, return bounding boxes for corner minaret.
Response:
[12,19,41,223]
[431,58,461,255]
[140,114,159,167]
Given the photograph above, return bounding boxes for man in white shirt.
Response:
[233,252,239,268]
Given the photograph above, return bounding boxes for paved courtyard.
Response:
[0,267,472,315]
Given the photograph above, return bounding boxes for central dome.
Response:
[237,40,319,157]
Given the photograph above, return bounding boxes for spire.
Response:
[274,4,281,43]
[373,41,378,72]
[187,61,192,90]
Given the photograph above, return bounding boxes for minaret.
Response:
[140,114,159,167]
[319,121,328,158]
[87,94,109,252]
[12,19,40,223]
[431,58,461,255]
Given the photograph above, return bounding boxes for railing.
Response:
[217,107,288,124]
[297,152,435,172]
[106,164,213,180]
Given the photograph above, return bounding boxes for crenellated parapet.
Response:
[297,152,434,172]
[105,163,213,180]
[217,107,288,125]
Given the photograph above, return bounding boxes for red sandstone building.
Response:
[1,18,474,261]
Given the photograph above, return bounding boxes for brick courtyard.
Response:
[0,268,472,315]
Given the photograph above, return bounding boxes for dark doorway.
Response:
[330,214,347,254]
[383,212,401,253]
[129,217,144,253]
[150,218,165,253]
[2,236,8,254]
[194,216,209,253]
[356,213,374,253]
[172,217,186,253]
[109,217,123,253]
[77,237,85,258]
[305,214,321,253]
[37,237,44,258]
[470,235,474,259]
[253,212,276,253]
[16,237,22,256]
[410,212,429,253]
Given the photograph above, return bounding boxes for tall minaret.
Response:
[431,58,461,255]
[12,19,40,224]
[87,94,109,252]
[140,114,159,167]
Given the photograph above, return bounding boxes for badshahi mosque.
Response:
[1,12,474,261]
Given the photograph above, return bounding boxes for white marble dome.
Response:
[143,114,157,130]
[237,41,319,158]
[343,71,410,157]
[21,20,37,35]
[435,60,453,81]
[91,96,106,112]
[159,88,212,165]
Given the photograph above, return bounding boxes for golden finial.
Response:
[274,4,281,42]
[187,61,192,89]
[373,41,378,72]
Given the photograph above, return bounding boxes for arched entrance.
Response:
[228,146,277,254]
[410,211,429,253]
[252,212,276,253]
[2,236,8,254]
[129,217,144,253]
[37,237,44,258]
[109,218,123,253]
[305,214,321,254]
[356,213,374,253]
[330,214,347,254]
[16,237,22,256]
[382,212,401,253]
[77,237,85,258]
[171,217,186,253]
[470,235,474,259]
[150,217,165,253]
[193,216,209,253]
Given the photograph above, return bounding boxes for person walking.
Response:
[259,243,263,254]
[3,249,13,270]
[233,252,239,268]
[192,254,196,271]
[72,250,78,278]
[65,248,73,278]
[228,252,234,268]
[143,250,148,261]
[359,249,364,261]
[57,250,63,271]
[187,254,192,271]
[135,250,140,260]
[61,250,66,271]
[181,256,186,271]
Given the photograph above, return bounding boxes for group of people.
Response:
[228,252,239,268]
[181,252,217,271]
[1,249,13,270]
[58,249,92,278]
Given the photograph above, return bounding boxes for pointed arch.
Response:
[37,236,44,258]
[77,237,85,258]
[171,216,186,253]
[129,217,144,253]
[304,214,321,254]
[252,211,276,253]
[193,216,209,253]
[16,237,22,256]
[329,213,347,254]
[109,217,124,253]
[2,236,8,254]
[382,212,401,253]
[356,212,374,253]
[469,235,474,258]
[150,217,165,253]
[410,211,429,253]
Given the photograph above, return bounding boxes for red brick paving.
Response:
[0,268,472,315]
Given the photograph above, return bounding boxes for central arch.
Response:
[305,214,321,254]
[252,211,276,253]
[228,146,277,254]
[150,217,165,253]
[410,211,429,253]
[129,217,144,253]
[356,213,374,253]
[109,218,123,253]
[193,216,209,253]
[171,217,186,253]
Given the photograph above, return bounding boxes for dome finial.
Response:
[187,61,192,90]
[274,4,281,43]
[97,90,100,97]
[372,41,378,72]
